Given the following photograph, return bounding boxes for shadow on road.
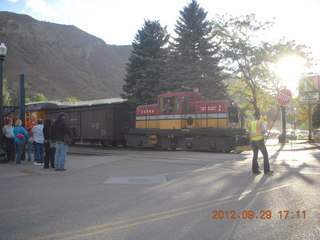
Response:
[269,144,315,184]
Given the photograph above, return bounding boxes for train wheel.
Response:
[111,140,118,147]
[101,141,109,147]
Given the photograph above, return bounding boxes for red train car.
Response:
[126,92,250,152]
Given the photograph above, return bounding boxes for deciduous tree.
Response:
[3,78,11,106]
[312,104,320,128]
[33,93,48,102]
[213,14,310,114]
[65,96,79,103]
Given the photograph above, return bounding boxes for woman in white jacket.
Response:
[32,119,44,166]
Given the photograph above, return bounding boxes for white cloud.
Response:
[25,0,57,17]
[41,0,188,45]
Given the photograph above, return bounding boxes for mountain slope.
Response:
[0,12,131,101]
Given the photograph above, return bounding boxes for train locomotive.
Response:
[126,92,250,152]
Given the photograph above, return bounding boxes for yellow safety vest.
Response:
[250,120,264,141]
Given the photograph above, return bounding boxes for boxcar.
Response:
[45,100,135,146]
[25,102,59,122]
[5,102,59,124]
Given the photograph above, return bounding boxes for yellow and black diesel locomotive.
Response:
[126,92,250,152]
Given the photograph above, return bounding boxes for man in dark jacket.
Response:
[43,119,55,169]
[51,112,71,171]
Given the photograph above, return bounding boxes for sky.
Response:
[1,0,320,63]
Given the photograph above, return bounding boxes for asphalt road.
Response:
[0,144,319,240]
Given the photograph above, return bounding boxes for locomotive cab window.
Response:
[182,96,193,112]
[160,96,180,113]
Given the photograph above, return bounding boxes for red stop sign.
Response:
[276,89,292,105]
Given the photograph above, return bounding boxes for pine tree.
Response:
[122,20,170,105]
[169,0,226,99]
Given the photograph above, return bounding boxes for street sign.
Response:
[300,92,319,104]
[276,89,292,106]
[299,75,320,104]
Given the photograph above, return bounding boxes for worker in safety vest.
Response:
[249,111,273,175]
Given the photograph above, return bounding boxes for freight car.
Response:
[45,98,135,146]
[25,102,60,122]
[5,102,60,124]
[126,92,250,152]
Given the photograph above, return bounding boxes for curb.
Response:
[279,146,320,151]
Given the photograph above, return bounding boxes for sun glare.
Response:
[273,55,306,91]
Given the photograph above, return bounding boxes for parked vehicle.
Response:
[296,130,309,139]
[267,129,281,138]
[286,130,297,140]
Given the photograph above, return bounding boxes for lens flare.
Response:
[273,55,306,91]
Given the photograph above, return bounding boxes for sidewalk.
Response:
[0,149,118,178]
[279,143,320,151]
[266,140,320,151]
[0,160,57,178]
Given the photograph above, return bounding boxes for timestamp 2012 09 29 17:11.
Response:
[211,210,307,220]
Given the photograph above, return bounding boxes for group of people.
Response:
[2,112,71,171]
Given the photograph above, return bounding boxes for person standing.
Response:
[3,119,15,162]
[13,119,28,164]
[249,111,273,175]
[43,119,55,169]
[31,119,45,166]
[51,112,71,171]
[26,113,37,162]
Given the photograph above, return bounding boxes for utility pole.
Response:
[0,43,7,163]
[19,74,25,127]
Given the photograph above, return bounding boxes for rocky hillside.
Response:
[0,12,132,101]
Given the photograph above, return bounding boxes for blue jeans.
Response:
[34,142,44,164]
[15,142,25,164]
[251,139,270,173]
[54,141,68,169]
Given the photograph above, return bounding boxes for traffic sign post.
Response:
[299,75,320,143]
[276,89,292,144]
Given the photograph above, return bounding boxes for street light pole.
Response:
[0,43,7,163]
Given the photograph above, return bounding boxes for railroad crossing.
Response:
[0,142,319,240]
